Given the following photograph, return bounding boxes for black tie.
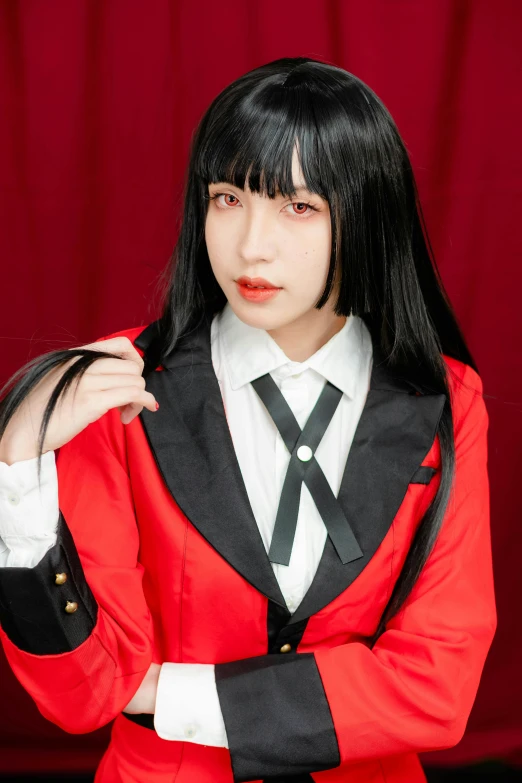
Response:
[250,373,364,567]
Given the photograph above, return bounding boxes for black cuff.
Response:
[214,652,340,782]
[0,511,98,654]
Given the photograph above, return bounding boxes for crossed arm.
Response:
[0,365,497,782]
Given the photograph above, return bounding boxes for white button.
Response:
[6,492,20,506]
[286,596,295,609]
[184,724,197,738]
[296,445,313,461]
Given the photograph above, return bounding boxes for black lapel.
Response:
[134,315,446,621]
[287,351,445,624]
[135,317,287,608]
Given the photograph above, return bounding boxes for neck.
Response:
[267,307,347,362]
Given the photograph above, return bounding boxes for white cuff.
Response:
[154,662,228,748]
[0,450,59,567]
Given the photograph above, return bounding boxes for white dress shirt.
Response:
[0,302,373,747]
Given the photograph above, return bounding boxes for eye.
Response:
[287,201,317,216]
[207,192,319,216]
[209,192,240,208]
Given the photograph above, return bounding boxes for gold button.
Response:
[279,643,292,653]
[65,601,78,614]
[55,573,67,585]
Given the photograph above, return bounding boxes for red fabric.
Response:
[0,324,495,781]
[0,0,520,775]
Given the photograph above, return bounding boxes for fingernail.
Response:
[155,402,160,410]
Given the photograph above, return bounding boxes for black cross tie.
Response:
[250,373,364,567]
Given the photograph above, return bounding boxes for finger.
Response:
[79,336,145,372]
[118,402,143,425]
[94,387,158,417]
[84,357,143,376]
[81,373,147,392]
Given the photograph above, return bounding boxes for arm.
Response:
[0,407,155,734]
[0,451,229,746]
[211,364,497,782]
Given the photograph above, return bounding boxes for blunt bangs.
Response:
[193,79,331,202]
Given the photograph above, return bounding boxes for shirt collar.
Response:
[215,301,365,399]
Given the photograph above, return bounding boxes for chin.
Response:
[230,300,298,332]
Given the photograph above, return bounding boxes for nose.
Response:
[238,207,278,266]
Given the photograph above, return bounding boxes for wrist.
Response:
[0,450,40,466]
[0,438,48,466]
[146,663,161,714]
[123,662,161,715]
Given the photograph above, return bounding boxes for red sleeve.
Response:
[0,405,154,734]
[314,363,496,760]
[214,363,497,781]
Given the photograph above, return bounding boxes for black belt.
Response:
[123,711,155,729]
[250,373,363,567]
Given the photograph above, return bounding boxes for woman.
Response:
[0,56,496,783]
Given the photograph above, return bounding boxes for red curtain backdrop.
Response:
[0,0,520,775]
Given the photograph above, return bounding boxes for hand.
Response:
[123,662,162,715]
[0,336,158,463]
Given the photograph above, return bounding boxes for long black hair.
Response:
[0,56,480,644]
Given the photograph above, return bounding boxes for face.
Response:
[204,144,339,334]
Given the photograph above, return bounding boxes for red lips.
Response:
[235,276,283,303]
[236,276,281,289]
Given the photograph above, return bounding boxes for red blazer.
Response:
[0,316,496,783]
